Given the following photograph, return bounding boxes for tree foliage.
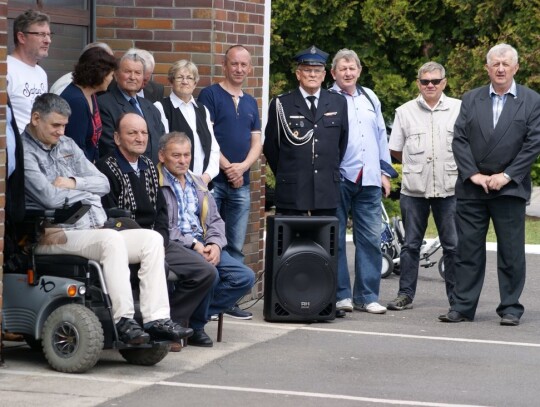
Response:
[270,0,540,124]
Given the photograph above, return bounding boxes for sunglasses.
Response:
[419,78,444,86]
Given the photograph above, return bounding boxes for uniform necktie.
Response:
[306,95,317,118]
[129,97,143,116]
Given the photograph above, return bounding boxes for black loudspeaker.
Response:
[263,215,338,322]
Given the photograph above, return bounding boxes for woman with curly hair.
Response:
[61,46,117,162]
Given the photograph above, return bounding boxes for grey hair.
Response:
[81,41,113,56]
[120,51,147,73]
[31,93,71,118]
[159,132,192,151]
[168,60,200,84]
[486,43,518,66]
[13,9,50,46]
[331,48,362,70]
[418,61,446,79]
[126,48,155,71]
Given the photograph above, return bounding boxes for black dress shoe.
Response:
[335,309,346,318]
[116,317,151,344]
[500,314,520,326]
[144,319,193,342]
[438,310,471,323]
[188,329,214,347]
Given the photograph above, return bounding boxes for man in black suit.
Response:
[128,48,164,103]
[439,43,540,326]
[98,52,165,163]
[142,80,164,103]
[263,45,348,216]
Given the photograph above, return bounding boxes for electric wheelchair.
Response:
[2,203,171,373]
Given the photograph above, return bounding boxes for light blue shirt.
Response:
[163,167,204,239]
[119,86,144,117]
[489,80,517,128]
[331,83,391,186]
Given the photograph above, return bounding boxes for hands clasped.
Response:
[470,173,510,193]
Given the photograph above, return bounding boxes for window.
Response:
[8,1,94,86]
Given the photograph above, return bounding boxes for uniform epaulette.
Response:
[277,90,293,98]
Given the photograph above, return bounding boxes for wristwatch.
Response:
[190,238,197,250]
[503,172,512,181]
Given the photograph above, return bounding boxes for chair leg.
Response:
[217,312,224,342]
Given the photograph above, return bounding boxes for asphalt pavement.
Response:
[2,242,540,407]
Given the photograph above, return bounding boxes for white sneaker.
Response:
[336,298,353,312]
[354,302,387,314]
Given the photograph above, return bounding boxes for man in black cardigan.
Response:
[97,113,217,348]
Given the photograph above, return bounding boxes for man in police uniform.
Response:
[264,46,349,215]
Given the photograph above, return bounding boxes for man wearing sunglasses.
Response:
[7,9,51,134]
[387,62,461,311]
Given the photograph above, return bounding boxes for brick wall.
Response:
[96,0,267,297]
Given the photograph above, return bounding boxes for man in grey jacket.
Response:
[158,132,255,347]
[388,62,461,311]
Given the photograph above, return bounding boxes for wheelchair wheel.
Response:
[438,258,445,280]
[381,252,394,278]
[42,303,104,373]
[119,343,169,366]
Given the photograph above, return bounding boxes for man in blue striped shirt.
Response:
[330,49,392,315]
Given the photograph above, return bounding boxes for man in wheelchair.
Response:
[21,93,193,345]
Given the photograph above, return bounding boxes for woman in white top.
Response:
[154,60,220,185]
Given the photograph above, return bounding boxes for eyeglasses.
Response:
[24,31,54,39]
[174,76,195,82]
[299,68,325,75]
[419,78,444,86]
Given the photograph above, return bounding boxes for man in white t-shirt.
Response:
[7,9,51,133]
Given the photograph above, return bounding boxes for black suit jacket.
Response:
[107,79,165,103]
[143,80,165,103]
[263,88,348,210]
[452,84,540,201]
[98,85,165,164]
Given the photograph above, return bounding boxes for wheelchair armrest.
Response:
[25,201,91,225]
[107,207,132,218]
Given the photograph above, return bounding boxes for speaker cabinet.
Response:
[264,215,338,322]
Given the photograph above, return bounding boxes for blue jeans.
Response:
[336,181,382,304]
[212,182,250,263]
[189,249,255,330]
[399,194,457,301]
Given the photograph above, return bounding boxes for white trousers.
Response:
[36,228,170,324]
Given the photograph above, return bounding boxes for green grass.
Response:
[425,215,540,244]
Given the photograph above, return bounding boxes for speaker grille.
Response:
[277,225,284,256]
[318,303,333,316]
[275,247,334,316]
[329,225,336,256]
[273,303,290,316]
